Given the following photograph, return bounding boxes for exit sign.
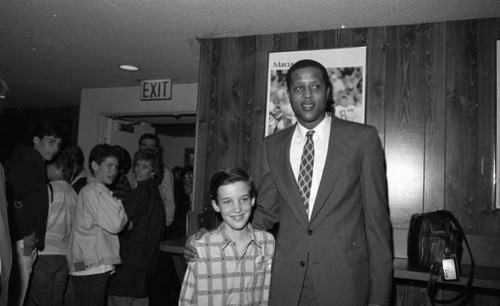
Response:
[140,79,172,101]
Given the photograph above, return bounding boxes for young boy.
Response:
[179,168,275,306]
[67,144,128,306]
[7,121,64,306]
[27,151,77,306]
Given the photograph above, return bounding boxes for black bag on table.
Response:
[407,210,475,304]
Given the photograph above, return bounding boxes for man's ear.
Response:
[90,160,99,172]
[211,200,220,213]
[251,197,255,207]
[33,136,40,146]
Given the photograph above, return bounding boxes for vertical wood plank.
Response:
[423,23,447,213]
[366,26,387,143]
[384,25,426,228]
[249,34,274,180]
[445,20,479,233]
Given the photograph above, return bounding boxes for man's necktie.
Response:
[298,130,315,216]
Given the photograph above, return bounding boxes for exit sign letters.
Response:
[140,79,172,101]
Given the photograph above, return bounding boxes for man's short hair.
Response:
[88,144,119,175]
[285,59,334,106]
[48,150,74,182]
[31,121,66,140]
[64,144,84,168]
[138,133,160,148]
[209,167,255,203]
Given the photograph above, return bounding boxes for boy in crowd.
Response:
[7,121,64,306]
[67,144,128,306]
[27,151,77,306]
[179,168,275,306]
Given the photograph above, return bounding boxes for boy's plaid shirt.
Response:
[179,222,275,306]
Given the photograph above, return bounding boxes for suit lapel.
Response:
[310,118,351,222]
[270,127,309,223]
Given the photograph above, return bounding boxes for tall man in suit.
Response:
[186,59,393,305]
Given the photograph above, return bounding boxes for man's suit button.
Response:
[308,229,313,235]
[300,261,306,267]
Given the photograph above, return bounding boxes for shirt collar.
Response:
[217,222,261,251]
[296,113,331,141]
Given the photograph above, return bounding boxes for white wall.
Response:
[78,83,198,166]
[109,119,155,160]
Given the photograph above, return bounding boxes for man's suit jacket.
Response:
[253,116,393,306]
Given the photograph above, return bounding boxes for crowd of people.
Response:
[0,127,192,306]
[0,59,392,306]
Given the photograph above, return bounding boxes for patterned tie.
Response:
[298,130,315,215]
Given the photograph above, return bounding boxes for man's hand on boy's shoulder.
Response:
[183,227,209,262]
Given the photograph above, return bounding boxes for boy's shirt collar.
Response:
[216,222,262,251]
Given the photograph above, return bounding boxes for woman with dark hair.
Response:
[108,145,132,201]
[107,149,165,306]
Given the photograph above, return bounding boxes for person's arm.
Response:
[179,256,198,305]
[87,186,128,234]
[252,143,280,231]
[261,234,275,305]
[183,228,209,261]
[362,127,393,305]
[122,186,148,225]
[8,152,45,255]
[159,168,175,226]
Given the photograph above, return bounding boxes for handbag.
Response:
[407,210,475,304]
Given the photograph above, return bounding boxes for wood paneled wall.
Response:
[194,18,500,305]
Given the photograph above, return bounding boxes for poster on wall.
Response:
[496,41,500,209]
[265,47,367,137]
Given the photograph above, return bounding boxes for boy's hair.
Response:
[48,151,74,182]
[133,149,164,184]
[31,120,66,140]
[88,144,119,175]
[64,144,84,168]
[138,133,160,148]
[209,168,255,203]
[114,145,132,175]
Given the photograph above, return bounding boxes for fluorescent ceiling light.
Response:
[119,65,139,71]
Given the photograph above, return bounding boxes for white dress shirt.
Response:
[290,115,331,220]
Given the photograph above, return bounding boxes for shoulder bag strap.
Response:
[428,210,475,304]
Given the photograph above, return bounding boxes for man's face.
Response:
[92,156,119,185]
[287,66,329,130]
[33,135,62,161]
[139,138,158,151]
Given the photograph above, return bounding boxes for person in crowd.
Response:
[179,168,275,306]
[107,149,165,306]
[185,60,392,305]
[0,162,12,306]
[166,166,190,239]
[27,151,77,306]
[0,79,12,306]
[129,134,175,227]
[67,144,128,306]
[108,145,132,201]
[7,121,64,306]
[63,145,88,194]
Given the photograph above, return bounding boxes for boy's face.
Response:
[91,156,119,185]
[211,181,254,232]
[34,135,62,161]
